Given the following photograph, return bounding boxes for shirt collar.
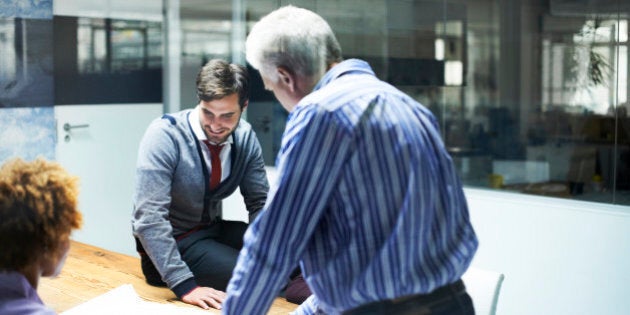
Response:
[313,59,375,92]
[188,106,233,145]
[0,271,40,300]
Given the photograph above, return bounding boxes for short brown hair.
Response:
[196,59,249,109]
[0,158,82,271]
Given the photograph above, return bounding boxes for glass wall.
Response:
[53,16,162,104]
[179,0,630,206]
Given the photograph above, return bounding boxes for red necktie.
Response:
[203,140,223,190]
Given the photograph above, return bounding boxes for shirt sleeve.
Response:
[290,295,319,315]
[131,120,195,290]
[222,106,353,314]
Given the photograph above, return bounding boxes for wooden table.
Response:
[39,241,298,314]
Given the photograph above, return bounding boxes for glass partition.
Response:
[54,16,162,104]
[179,0,630,205]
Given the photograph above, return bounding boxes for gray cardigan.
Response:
[131,109,269,291]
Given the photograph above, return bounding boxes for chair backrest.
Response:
[462,266,505,315]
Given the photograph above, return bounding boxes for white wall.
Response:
[56,104,162,256]
[465,188,630,315]
[222,166,278,223]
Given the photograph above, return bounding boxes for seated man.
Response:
[0,158,83,315]
[132,59,269,310]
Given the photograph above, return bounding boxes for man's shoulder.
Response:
[142,110,194,146]
[158,110,190,125]
[147,110,190,132]
[305,75,386,111]
[234,118,254,136]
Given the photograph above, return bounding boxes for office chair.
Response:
[462,266,505,315]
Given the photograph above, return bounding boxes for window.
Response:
[180,0,630,206]
[54,16,162,104]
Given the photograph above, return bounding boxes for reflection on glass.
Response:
[0,19,16,81]
[222,0,630,205]
[178,18,233,109]
[182,20,231,60]
[77,18,106,74]
[0,17,53,107]
[531,15,629,204]
[445,61,463,86]
[76,18,162,74]
[54,16,162,104]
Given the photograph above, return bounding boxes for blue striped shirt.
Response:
[223,59,478,315]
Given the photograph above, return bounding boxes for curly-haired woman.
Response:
[0,158,82,315]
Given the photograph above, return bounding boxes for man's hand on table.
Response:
[182,286,226,310]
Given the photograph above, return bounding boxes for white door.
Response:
[55,103,162,256]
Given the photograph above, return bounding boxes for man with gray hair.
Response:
[224,5,478,315]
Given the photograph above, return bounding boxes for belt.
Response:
[343,279,467,315]
[175,224,206,241]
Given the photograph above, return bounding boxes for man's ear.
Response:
[277,66,296,92]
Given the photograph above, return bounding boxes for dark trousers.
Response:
[136,220,248,291]
[342,280,475,315]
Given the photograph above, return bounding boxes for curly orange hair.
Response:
[0,158,83,271]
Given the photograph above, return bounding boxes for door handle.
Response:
[63,123,90,132]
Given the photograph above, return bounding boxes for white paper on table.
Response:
[61,284,210,315]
